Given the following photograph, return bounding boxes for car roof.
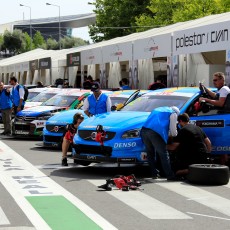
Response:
[55,88,91,96]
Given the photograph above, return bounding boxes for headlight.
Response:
[122,129,140,139]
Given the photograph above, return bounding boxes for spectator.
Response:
[121,78,131,90]
[141,106,180,180]
[148,77,166,90]
[199,72,230,107]
[83,82,112,117]
[167,113,212,176]
[37,81,44,88]
[0,82,12,135]
[83,75,93,89]
[9,76,25,115]
[62,113,84,166]
[63,81,69,88]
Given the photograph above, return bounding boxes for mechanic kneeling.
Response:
[167,113,212,177]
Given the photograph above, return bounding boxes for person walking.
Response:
[141,106,180,180]
[62,113,84,166]
[83,82,111,117]
[121,78,131,90]
[9,76,25,115]
[0,82,12,135]
[167,113,212,176]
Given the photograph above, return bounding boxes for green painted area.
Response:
[26,195,102,230]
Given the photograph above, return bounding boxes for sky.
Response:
[0,0,95,41]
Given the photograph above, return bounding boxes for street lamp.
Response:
[46,3,61,50]
[20,4,32,50]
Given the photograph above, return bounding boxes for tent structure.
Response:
[1,12,230,88]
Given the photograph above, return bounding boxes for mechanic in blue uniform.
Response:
[0,82,12,135]
[9,76,25,115]
[83,82,111,117]
[141,106,180,180]
[121,78,131,90]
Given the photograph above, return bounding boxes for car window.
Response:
[42,95,78,106]
[121,95,188,112]
[27,92,40,100]
[30,93,57,102]
[110,96,127,106]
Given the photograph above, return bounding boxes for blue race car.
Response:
[72,87,230,166]
[12,89,90,137]
[43,90,149,148]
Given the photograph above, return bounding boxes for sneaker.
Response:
[62,158,68,166]
[152,174,161,179]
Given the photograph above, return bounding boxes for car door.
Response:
[188,102,230,155]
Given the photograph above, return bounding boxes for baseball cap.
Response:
[91,82,100,92]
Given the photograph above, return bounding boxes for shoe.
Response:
[0,132,6,135]
[62,158,68,166]
[152,174,161,179]
[167,176,184,181]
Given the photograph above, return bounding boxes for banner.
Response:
[173,21,230,55]
[39,57,51,69]
[67,52,81,67]
[29,59,39,71]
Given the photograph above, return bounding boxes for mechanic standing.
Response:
[141,106,180,180]
[9,76,25,115]
[199,72,230,107]
[83,82,111,117]
[62,113,84,166]
[0,82,12,135]
[167,113,212,177]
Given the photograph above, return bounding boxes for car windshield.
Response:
[30,93,57,102]
[110,96,127,106]
[121,95,189,112]
[27,92,40,100]
[42,95,78,106]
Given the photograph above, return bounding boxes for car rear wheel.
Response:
[187,164,229,185]
[73,159,91,166]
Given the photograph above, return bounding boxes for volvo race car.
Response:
[43,90,148,148]
[72,87,230,166]
[27,87,48,101]
[12,89,90,137]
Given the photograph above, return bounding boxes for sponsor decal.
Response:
[195,120,224,128]
[87,156,97,160]
[31,120,46,128]
[114,142,137,148]
[212,146,230,152]
[15,130,30,135]
[117,158,136,162]
[141,152,148,161]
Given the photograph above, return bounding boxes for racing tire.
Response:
[187,164,229,185]
[73,159,91,166]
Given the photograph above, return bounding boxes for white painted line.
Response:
[89,180,192,220]
[0,227,36,230]
[0,207,10,225]
[0,141,117,230]
[187,212,230,221]
[157,182,230,217]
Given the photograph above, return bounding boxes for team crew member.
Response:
[199,72,230,107]
[9,76,25,115]
[0,82,12,135]
[83,82,111,117]
[167,113,212,176]
[62,113,84,166]
[141,106,180,180]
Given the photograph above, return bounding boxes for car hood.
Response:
[46,109,86,125]
[18,106,67,116]
[79,111,150,131]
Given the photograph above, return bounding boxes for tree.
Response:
[33,31,45,48]
[46,38,59,50]
[3,30,23,54]
[60,36,88,49]
[19,32,33,53]
[135,0,229,32]
[89,0,152,43]
[0,34,3,51]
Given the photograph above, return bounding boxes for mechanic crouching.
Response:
[167,113,212,177]
[141,106,180,181]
